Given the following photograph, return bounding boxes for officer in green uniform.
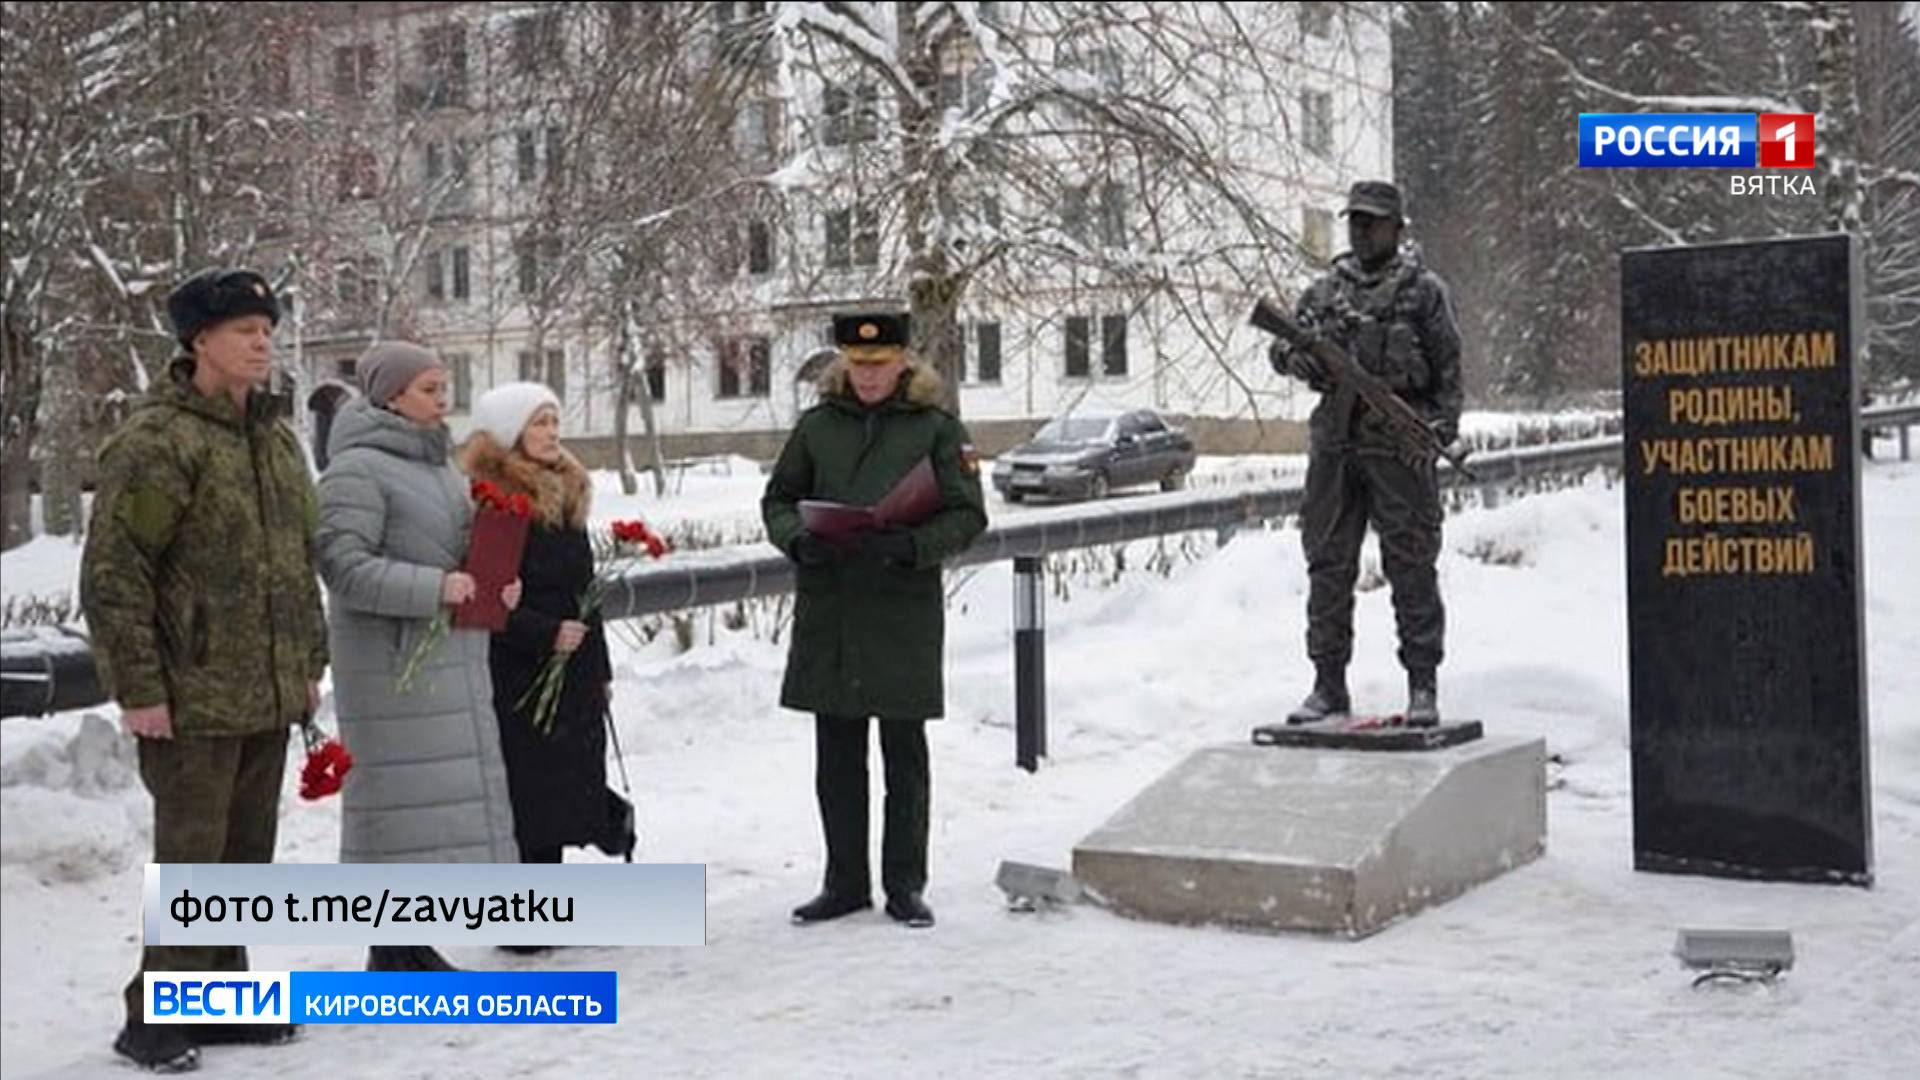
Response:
[81,268,329,1071]
[761,312,989,929]
[1270,181,1464,727]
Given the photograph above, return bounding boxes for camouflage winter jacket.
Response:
[80,357,328,735]
[1290,249,1465,455]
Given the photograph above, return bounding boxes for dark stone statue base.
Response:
[1251,717,1484,751]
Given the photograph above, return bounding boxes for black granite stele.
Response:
[1620,233,1872,886]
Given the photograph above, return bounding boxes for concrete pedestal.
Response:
[1071,736,1547,938]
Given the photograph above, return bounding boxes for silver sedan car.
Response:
[991,409,1198,502]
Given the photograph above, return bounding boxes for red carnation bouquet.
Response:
[397,479,535,693]
[520,518,670,735]
[299,722,354,801]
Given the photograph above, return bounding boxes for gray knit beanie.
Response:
[356,341,444,406]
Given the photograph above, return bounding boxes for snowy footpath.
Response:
[3,454,1917,1078]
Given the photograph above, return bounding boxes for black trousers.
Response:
[813,715,929,899]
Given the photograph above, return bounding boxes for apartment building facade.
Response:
[271,2,1392,459]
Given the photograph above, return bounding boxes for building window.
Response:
[448,352,472,411]
[546,349,566,401]
[1062,186,1088,243]
[1065,316,1090,379]
[512,10,564,74]
[517,236,560,297]
[335,146,378,201]
[1062,183,1124,247]
[645,351,666,403]
[514,348,564,393]
[336,256,379,307]
[739,98,783,164]
[823,80,880,145]
[425,247,471,302]
[1098,184,1127,247]
[825,207,879,269]
[713,1,772,67]
[716,336,771,399]
[1102,314,1128,376]
[1303,206,1333,260]
[424,140,471,211]
[332,44,376,100]
[517,129,538,184]
[748,219,774,275]
[420,23,468,107]
[1301,2,1334,39]
[972,320,1002,384]
[253,41,291,105]
[1302,89,1333,156]
[1059,43,1122,93]
[545,126,565,182]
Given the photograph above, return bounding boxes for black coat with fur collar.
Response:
[461,435,613,852]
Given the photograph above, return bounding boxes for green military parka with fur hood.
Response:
[761,357,988,720]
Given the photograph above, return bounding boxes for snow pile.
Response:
[0,712,145,884]
[2,452,1916,1078]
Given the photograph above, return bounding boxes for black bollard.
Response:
[1014,555,1047,772]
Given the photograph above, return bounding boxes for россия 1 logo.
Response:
[1578,113,1816,195]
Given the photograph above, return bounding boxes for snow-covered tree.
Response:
[763,1,1382,417]
[1397,0,1920,405]
[2,2,307,548]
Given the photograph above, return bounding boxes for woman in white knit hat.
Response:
[461,382,626,947]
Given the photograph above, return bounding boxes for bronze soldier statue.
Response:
[1269,182,1465,727]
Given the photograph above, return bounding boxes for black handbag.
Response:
[594,706,639,862]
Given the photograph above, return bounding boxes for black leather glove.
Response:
[1288,349,1329,384]
[1266,340,1295,377]
[788,531,841,567]
[859,526,918,568]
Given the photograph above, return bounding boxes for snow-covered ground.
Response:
[4,444,1918,1078]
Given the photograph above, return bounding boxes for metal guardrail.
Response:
[6,402,1918,724]
[592,431,1628,621]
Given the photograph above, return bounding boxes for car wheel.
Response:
[1089,473,1110,501]
[1160,469,1188,492]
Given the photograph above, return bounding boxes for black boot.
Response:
[790,891,873,925]
[1407,668,1440,728]
[113,1020,201,1072]
[884,892,935,928]
[1287,664,1351,725]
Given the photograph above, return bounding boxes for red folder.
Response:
[452,506,532,632]
[799,457,941,544]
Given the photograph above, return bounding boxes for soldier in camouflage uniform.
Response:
[1269,182,1464,727]
[81,268,328,1071]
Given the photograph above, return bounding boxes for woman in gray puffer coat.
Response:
[315,342,522,973]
